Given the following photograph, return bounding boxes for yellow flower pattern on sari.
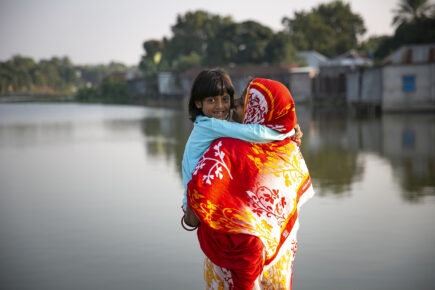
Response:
[188,140,310,261]
[248,141,307,187]
[204,257,233,290]
[190,188,280,259]
[260,239,297,290]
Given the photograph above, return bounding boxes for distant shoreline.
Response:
[0,94,74,103]
[0,94,187,109]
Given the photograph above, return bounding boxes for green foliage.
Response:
[229,21,274,64]
[0,55,131,96]
[359,35,390,53]
[392,0,435,26]
[139,10,300,76]
[394,17,435,44]
[99,76,134,103]
[304,145,363,195]
[282,0,366,57]
[139,39,166,96]
[76,61,129,87]
[76,76,134,104]
[143,40,164,60]
[358,35,392,61]
[265,32,298,65]
[75,87,99,102]
[175,52,202,73]
[369,17,435,60]
[204,21,275,65]
[0,55,78,94]
[363,0,435,61]
[166,10,233,65]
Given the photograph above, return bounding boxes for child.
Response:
[181,69,298,217]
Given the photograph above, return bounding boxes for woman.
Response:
[186,78,314,289]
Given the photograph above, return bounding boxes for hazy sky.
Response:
[0,0,400,65]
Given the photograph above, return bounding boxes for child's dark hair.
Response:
[188,69,235,122]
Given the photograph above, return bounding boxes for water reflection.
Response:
[140,110,192,178]
[381,114,435,201]
[1,103,434,290]
[298,106,364,196]
[136,103,435,201]
[0,122,74,147]
[301,107,435,200]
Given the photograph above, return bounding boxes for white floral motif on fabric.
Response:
[193,141,233,184]
[266,124,287,132]
[243,88,268,125]
[245,185,294,228]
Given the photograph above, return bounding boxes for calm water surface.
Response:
[0,103,434,290]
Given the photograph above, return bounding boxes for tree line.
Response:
[1,0,434,100]
[140,0,435,75]
[0,55,130,95]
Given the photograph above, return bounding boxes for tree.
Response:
[139,40,165,96]
[358,35,392,60]
[372,12,435,60]
[392,0,435,27]
[205,20,274,65]
[204,22,239,65]
[282,0,366,57]
[143,40,163,60]
[1,55,36,92]
[76,76,134,104]
[140,40,163,70]
[231,21,274,64]
[99,76,133,104]
[0,55,132,96]
[264,32,299,65]
[163,10,233,66]
[393,16,435,45]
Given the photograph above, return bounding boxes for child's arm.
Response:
[196,116,294,143]
[181,156,190,211]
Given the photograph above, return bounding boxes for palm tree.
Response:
[392,0,435,26]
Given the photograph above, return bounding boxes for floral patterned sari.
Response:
[187,78,314,289]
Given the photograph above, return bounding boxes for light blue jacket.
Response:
[181,115,294,210]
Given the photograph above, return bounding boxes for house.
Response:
[289,67,317,102]
[285,51,328,102]
[125,70,146,96]
[346,67,382,114]
[315,50,373,100]
[297,51,329,69]
[381,43,435,112]
[157,72,182,97]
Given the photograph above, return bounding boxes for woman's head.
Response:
[188,69,235,122]
[236,78,296,133]
[231,79,253,124]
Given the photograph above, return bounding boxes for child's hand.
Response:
[183,206,200,228]
[292,124,303,146]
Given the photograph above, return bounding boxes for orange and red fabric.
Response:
[187,78,313,289]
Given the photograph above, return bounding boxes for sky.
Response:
[0,0,400,66]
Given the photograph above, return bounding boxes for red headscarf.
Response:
[243,78,296,134]
[187,78,313,289]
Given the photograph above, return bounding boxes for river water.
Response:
[0,103,434,290]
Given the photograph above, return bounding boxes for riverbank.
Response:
[0,94,74,103]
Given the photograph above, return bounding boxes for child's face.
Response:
[195,94,231,120]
